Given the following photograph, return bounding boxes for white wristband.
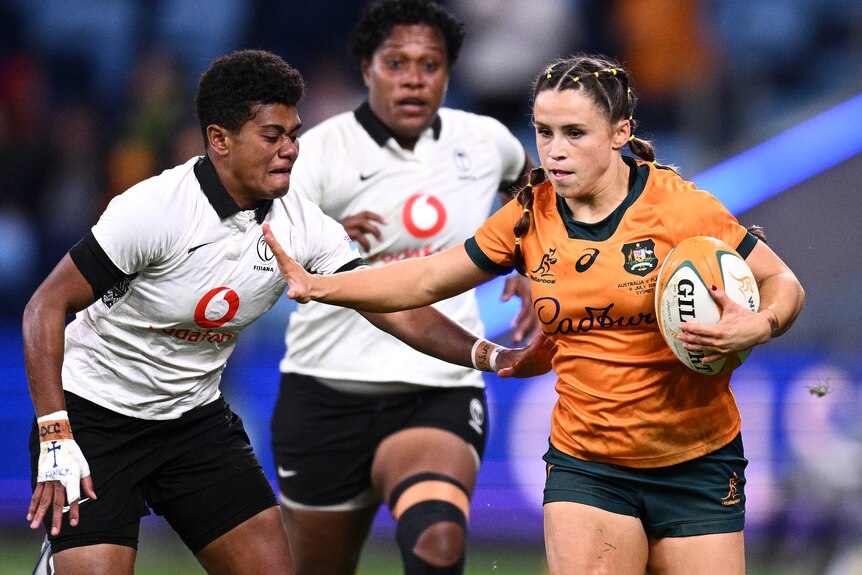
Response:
[489,346,503,372]
[38,410,68,423]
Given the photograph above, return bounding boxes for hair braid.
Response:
[512,167,545,275]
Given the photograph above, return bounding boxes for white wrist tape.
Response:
[471,339,505,372]
[36,412,90,504]
[37,410,68,423]
[489,346,503,372]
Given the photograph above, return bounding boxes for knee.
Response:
[395,500,468,572]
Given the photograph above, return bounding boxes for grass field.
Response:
[2,519,853,574]
[0,521,549,574]
[5,517,862,575]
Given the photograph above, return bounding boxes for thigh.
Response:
[373,427,478,517]
[648,531,745,575]
[544,501,648,575]
[281,506,379,575]
[196,506,294,575]
[52,544,137,575]
[372,386,488,514]
[271,373,383,508]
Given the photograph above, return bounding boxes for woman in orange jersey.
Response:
[262,54,805,575]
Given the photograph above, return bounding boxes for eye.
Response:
[535,127,551,138]
[567,129,584,139]
[263,135,279,143]
[422,60,441,73]
[385,57,404,70]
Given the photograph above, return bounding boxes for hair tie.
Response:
[515,237,521,246]
[628,135,635,142]
[523,207,530,214]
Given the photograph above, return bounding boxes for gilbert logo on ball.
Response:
[655,236,760,375]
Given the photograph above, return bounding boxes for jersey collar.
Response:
[353,101,441,147]
[194,155,272,223]
[556,155,648,241]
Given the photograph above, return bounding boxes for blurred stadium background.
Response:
[1,1,861,573]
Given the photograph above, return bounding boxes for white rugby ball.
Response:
[655,236,760,375]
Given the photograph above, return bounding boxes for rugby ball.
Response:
[655,236,760,375]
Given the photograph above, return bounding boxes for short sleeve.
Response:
[466,198,522,274]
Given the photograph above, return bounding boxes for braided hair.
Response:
[512,54,673,274]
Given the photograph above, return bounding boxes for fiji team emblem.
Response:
[621,239,658,277]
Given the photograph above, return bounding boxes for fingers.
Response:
[82,475,97,500]
[262,223,286,260]
[509,309,533,344]
[29,482,66,535]
[27,482,45,525]
[341,212,388,249]
[50,483,65,535]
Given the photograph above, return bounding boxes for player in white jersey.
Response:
[270,2,537,574]
[23,49,554,575]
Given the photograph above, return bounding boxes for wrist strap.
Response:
[489,346,503,372]
[37,411,73,442]
[471,339,504,372]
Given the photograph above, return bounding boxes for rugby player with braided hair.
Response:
[263,53,805,575]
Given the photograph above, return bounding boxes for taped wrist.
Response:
[38,411,73,442]
[470,339,504,372]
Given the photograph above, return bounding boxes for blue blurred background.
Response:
[1,1,861,572]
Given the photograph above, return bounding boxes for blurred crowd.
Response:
[1,0,861,318]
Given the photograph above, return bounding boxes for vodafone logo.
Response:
[403,194,446,239]
[194,287,240,328]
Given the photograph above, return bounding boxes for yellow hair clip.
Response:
[628,135,635,142]
[515,238,522,246]
[571,75,580,83]
[594,71,600,77]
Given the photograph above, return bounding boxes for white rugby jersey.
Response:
[63,155,361,419]
[281,103,526,389]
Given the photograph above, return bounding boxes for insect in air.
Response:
[806,379,832,398]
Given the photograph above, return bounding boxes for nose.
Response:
[400,62,424,87]
[546,135,566,160]
[278,137,298,160]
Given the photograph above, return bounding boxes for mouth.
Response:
[396,97,427,114]
[548,168,573,179]
[268,167,292,176]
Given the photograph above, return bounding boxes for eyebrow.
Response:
[261,122,302,134]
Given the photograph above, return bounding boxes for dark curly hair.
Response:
[348,0,465,68]
[195,49,305,143]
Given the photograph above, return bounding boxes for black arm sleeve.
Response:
[68,231,130,297]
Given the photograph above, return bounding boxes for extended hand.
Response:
[262,223,315,303]
[496,333,557,379]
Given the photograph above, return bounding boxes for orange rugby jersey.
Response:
[467,158,753,468]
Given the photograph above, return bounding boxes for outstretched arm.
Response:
[263,223,489,311]
[362,308,556,379]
